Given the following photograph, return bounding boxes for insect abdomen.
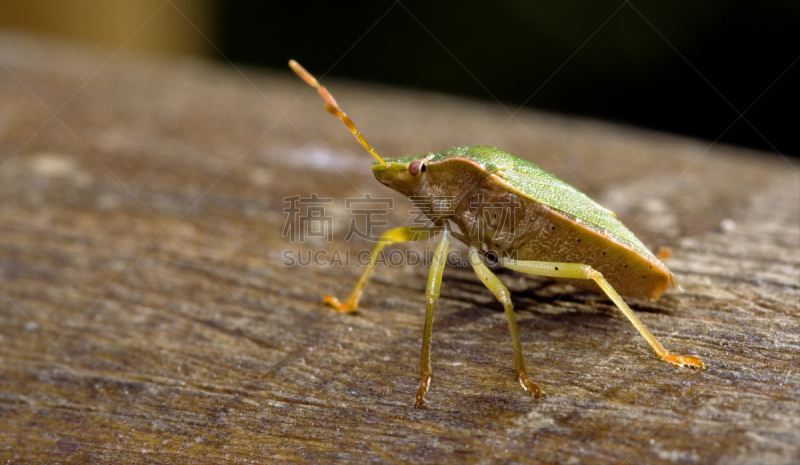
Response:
[452,175,671,298]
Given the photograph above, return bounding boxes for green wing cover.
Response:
[428,146,658,262]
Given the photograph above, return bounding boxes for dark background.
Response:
[0,0,796,158]
[217,1,799,159]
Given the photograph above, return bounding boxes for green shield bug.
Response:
[289,60,705,408]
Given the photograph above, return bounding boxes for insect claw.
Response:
[322,295,356,313]
[518,373,545,399]
[414,375,431,408]
[656,246,673,260]
[663,353,706,369]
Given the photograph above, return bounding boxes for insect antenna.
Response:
[289,60,388,167]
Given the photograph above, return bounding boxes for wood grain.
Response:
[0,32,798,464]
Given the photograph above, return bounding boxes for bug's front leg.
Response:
[468,246,545,399]
[414,227,451,408]
[323,226,438,313]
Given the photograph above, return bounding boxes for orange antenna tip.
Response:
[289,59,388,167]
[288,60,317,87]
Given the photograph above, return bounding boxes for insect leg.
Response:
[323,226,438,312]
[415,227,451,408]
[500,258,705,369]
[468,246,545,399]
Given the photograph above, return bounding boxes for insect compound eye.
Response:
[408,160,424,176]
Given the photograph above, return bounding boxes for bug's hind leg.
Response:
[500,257,705,369]
[323,226,438,313]
[468,246,545,399]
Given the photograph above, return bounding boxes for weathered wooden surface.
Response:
[0,32,798,464]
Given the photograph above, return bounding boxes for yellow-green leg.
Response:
[323,226,437,312]
[468,246,545,399]
[414,228,451,408]
[500,257,705,369]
